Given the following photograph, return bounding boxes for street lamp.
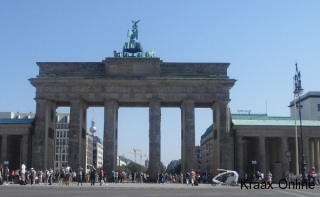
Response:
[293,63,306,182]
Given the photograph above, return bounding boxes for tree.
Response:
[126,162,146,173]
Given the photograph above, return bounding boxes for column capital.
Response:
[259,136,266,140]
[236,135,243,142]
[212,99,230,109]
[1,134,8,138]
[104,99,118,108]
[180,100,195,109]
[149,98,161,105]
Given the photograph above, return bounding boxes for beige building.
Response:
[0,112,35,170]
[289,91,320,120]
[201,91,320,182]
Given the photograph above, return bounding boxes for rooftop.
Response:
[0,118,35,124]
[201,113,320,140]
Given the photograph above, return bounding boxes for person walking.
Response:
[48,168,53,185]
[30,168,36,185]
[190,169,196,186]
[90,165,96,185]
[38,170,43,184]
[185,171,190,186]
[99,168,104,185]
[20,162,26,184]
[5,166,9,185]
[0,164,3,185]
[77,165,83,185]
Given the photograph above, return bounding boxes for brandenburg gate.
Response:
[29,21,236,180]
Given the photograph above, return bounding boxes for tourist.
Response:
[190,169,196,186]
[0,164,3,185]
[20,162,26,184]
[48,168,53,185]
[99,168,104,185]
[185,171,190,186]
[266,171,272,183]
[308,167,317,183]
[77,165,83,185]
[4,166,9,185]
[38,169,43,184]
[29,168,35,185]
[90,165,96,185]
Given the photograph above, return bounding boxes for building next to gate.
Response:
[93,135,103,169]
[200,91,320,182]
[0,112,103,172]
[55,113,69,171]
[0,112,34,170]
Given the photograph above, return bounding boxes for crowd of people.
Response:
[2,162,319,186]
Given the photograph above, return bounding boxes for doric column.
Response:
[69,100,87,170]
[259,136,266,174]
[33,99,56,170]
[236,136,244,178]
[181,100,195,174]
[21,134,29,166]
[315,139,320,172]
[0,134,8,164]
[281,137,289,177]
[211,103,219,174]
[310,139,315,168]
[103,100,118,178]
[212,100,231,172]
[148,99,161,181]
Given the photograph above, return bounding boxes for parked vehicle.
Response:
[212,169,239,186]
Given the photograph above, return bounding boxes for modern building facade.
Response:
[0,112,102,173]
[86,133,93,172]
[93,135,103,168]
[55,113,69,171]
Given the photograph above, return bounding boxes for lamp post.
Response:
[293,63,306,182]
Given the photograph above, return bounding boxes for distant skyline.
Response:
[1,0,320,166]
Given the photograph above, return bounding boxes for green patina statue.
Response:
[113,20,155,58]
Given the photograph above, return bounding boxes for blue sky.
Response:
[1,0,320,166]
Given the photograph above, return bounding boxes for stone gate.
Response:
[29,57,235,180]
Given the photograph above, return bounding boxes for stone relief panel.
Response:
[35,83,230,104]
[38,63,105,77]
[104,58,161,77]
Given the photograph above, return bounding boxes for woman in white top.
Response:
[21,162,26,182]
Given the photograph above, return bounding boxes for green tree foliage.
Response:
[126,162,147,173]
[166,163,181,174]
[146,162,166,174]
